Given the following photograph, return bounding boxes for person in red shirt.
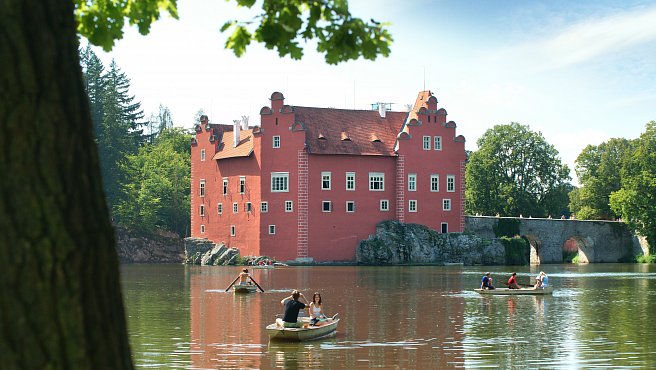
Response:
[507,272,521,289]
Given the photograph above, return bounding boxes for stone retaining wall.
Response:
[357,220,504,265]
[115,226,184,263]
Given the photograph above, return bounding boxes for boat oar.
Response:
[249,276,265,292]
[224,276,240,292]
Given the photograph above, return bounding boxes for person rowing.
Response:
[238,268,251,285]
[224,268,264,292]
[507,272,520,289]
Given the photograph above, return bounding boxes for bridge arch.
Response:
[522,234,542,265]
[563,236,595,264]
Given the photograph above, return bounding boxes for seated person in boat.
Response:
[277,290,309,328]
[309,292,329,326]
[507,272,521,289]
[238,268,252,285]
[481,272,495,290]
[534,271,548,289]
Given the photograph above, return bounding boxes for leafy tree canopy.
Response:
[570,138,635,220]
[74,0,393,64]
[466,122,571,218]
[117,128,192,236]
[610,121,656,252]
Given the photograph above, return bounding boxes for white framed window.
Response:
[285,200,293,212]
[245,202,252,213]
[441,223,448,233]
[271,172,289,192]
[217,203,223,214]
[443,199,452,211]
[322,201,332,212]
[199,179,206,197]
[261,201,268,213]
[380,199,389,211]
[269,225,276,235]
[199,204,205,216]
[447,175,455,192]
[200,224,205,234]
[230,225,236,236]
[321,172,332,190]
[200,149,206,161]
[430,175,440,192]
[346,201,355,213]
[233,202,238,213]
[434,136,442,150]
[346,172,355,191]
[223,178,228,195]
[408,174,416,191]
[423,136,431,150]
[409,200,417,212]
[239,176,246,194]
[369,172,385,191]
[273,135,281,148]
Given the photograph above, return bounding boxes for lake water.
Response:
[121,264,656,369]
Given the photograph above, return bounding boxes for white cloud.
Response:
[515,6,656,70]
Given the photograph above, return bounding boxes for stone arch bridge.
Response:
[465,216,646,264]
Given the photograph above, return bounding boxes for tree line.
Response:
[80,46,193,237]
[465,121,656,255]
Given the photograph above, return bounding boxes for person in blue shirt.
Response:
[535,271,549,288]
[481,272,495,290]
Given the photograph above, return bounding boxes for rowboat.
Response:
[474,286,553,295]
[252,265,275,269]
[266,317,340,341]
[232,284,258,293]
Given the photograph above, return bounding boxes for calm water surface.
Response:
[121,264,656,369]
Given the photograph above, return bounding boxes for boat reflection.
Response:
[267,339,337,368]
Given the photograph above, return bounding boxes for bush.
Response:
[232,254,247,265]
[636,254,656,263]
[563,250,578,263]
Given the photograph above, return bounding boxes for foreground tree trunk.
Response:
[0,1,134,368]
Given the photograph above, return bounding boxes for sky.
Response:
[93,0,656,184]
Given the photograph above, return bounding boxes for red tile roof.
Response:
[212,129,254,160]
[294,107,407,156]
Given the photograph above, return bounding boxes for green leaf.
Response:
[220,20,236,32]
[225,26,252,57]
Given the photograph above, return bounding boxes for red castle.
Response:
[190,91,466,262]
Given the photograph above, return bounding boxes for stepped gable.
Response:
[400,90,433,135]
[295,107,407,156]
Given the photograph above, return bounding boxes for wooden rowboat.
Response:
[266,317,340,341]
[252,265,275,269]
[474,286,553,295]
[232,284,258,293]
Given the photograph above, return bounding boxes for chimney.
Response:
[378,102,387,118]
[233,119,241,147]
[241,115,249,130]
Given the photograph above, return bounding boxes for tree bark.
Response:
[0,1,133,368]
